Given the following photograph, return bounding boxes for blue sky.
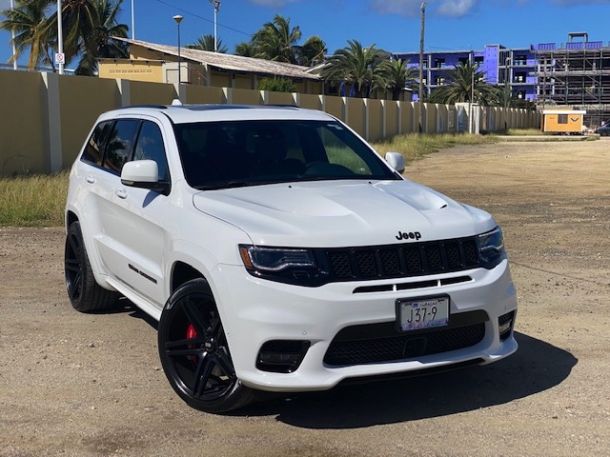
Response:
[1,0,610,66]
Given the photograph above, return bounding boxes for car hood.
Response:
[192,180,496,247]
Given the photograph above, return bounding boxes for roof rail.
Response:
[120,104,168,110]
[263,103,298,108]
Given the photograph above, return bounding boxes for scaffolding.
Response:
[534,33,610,128]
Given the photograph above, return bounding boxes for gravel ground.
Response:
[1,140,609,457]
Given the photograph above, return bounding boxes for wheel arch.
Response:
[171,261,206,294]
[66,209,79,229]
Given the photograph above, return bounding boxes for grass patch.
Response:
[0,172,69,227]
[505,128,544,136]
[371,133,497,162]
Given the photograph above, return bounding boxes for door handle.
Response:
[115,188,128,199]
[86,176,95,184]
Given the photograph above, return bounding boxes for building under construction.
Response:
[535,32,610,128]
[396,32,610,128]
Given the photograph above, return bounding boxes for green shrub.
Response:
[257,77,296,93]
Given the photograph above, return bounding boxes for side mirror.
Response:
[121,160,169,194]
[385,152,405,173]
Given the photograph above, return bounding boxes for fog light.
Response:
[257,340,310,373]
[498,311,515,341]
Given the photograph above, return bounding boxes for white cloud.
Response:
[437,0,477,16]
[370,0,424,16]
[248,0,300,6]
[370,0,478,17]
[0,0,11,11]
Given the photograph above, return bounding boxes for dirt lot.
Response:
[1,140,609,457]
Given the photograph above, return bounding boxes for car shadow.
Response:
[236,332,577,429]
[122,301,159,330]
[121,306,577,428]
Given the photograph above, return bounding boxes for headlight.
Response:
[478,227,505,269]
[239,245,327,286]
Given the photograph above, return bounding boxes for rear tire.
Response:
[158,278,255,413]
[64,221,118,312]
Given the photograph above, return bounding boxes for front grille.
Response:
[324,311,487,366]
[320,236,480,283]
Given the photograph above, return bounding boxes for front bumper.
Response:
[214,259,517,392]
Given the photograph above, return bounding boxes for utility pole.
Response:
[10,0,17,70]
[131,0,135,39]
[210,0,221,52]
[173,15,183,87]
[468,56,475,133]
[504,56,511,131]
[418,1,426,133]
[57,0,64,75]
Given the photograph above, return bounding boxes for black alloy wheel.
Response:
[64,221,118,312]
[65,229,84,302]
[158,278,254,412]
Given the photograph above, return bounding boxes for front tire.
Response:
[158,278,255,413]
[64,221,118,312]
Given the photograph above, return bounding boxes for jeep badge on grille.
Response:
[396,231,422,241]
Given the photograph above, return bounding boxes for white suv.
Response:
[65,104,517,412]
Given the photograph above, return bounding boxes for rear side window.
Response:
[103,120,140,174]
[81,121,113,165]
[133,121,170,182]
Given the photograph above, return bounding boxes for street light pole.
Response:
[504,56,512,131]
[57,0,64,75]
[10,0,17,70]
[131,0,135,39]
[173,15,183,86]
[209,1,221,52]
[418,1,426,133]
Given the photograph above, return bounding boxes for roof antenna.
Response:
[171,99,183,106]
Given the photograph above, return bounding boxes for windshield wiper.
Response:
[195,180,253,191]
[195,180,286,191]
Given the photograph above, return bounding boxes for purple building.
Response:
[395,44,538,102]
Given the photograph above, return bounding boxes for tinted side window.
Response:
[81,121,113,165]
[133,121,170,182]
[103,120,140,174]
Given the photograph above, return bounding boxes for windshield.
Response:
[173,120,399,190]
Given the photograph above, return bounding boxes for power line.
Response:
[150,0,252,38]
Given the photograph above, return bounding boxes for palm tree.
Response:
[0,0,54,70]
[300,35,326,67]
[374,59,417,101]
[188,34,227,53]
[75,0,128,75]
[46,0,97,62]
[321,40,383,98]
[252,14,301,64]
[234,41,257,57]
[44,0,127,74]
[429,61,498,105]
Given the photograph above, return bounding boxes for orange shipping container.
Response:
[542,110,586,134]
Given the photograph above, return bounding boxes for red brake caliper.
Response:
[186,323,198,364]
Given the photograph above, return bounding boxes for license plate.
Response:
[397,296,449,332]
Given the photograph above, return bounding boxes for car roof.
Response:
[104,104,336,124]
